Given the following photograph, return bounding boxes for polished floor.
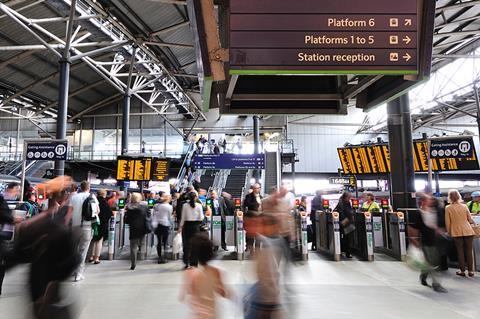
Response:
[0,252,479,319]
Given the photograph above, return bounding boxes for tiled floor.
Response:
[0,253,479,319]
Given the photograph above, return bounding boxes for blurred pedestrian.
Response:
[152,194,173,264]
[124,193,149,270]
[309,190,324,251]
[445,189,476,277]
[0,182,22,296]
[179,233,229,319]
[210,190,228,251]
[335,192,354,259]
[70,181,99,282]
[243,183,263,256]
[179,192,204,269]
[298,196,307,212]
[410,193,447,292]
[89,189,112,264]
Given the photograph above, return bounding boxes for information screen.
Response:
[116,157,152,181]
[151,159,170,182]
[230,0,418,75]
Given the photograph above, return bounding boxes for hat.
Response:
[472,191,480,197]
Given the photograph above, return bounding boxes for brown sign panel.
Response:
[229,0,419,74]
[231,0,417,14]
[151,159,170,182]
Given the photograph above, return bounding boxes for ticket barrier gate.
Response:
[211,214,236,248]
[234,211,245,261]
[316,211,341,261]
[352,212,374,261]
[373,212,407,261]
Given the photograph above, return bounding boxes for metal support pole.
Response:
[15,108,20,160]
[121,94,130,155]
[387,93,416,211]
[54,59,70,176]
[139,103,143,153]
[253,115,260,182]
[434,172,440,196]
[91,117,96,160]
[423,132,433,193]
[164,119,167,157]
[473,82,480,148]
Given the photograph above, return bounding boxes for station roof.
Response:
[0,0,479,132]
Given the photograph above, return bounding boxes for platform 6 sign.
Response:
[230,0,419,75]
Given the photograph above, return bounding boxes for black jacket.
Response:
[96,196,112,240]
[124,204,148,239]
[0,195,13,225]
[335,200,354,223]
[242,193,262,215]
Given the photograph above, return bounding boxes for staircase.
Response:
[264,152,279,192]
[223,169,248,199]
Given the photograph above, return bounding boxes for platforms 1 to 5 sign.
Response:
[230,0,419,74]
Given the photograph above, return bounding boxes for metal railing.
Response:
[176,142,196,192]
[241,169,254,203]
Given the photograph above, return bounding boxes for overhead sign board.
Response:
[193,154,266,170]
[230,0,419,75]
[151,159,170,182]
[338,137,479,174]
[25,139,68,161]
[329,177,356,186]
[116,157,152,181]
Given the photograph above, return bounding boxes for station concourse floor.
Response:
[0,252,479,319]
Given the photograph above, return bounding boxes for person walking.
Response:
[89,189,112,264]
[124,193,149,270]
[310,190,324,251]
[335,192,355,259]
[152,194,173,264]
[0,183,22,295]
[179,192,204,269]
[179,233,229,319]
[69,181,99,282]
[445,189,476,277]
[210,190,228,251]
[410,193,447,292]
[242,183,263,255]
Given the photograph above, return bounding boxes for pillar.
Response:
[387,93,416,211]
[253,115,260,182]
[54,59,71,176]
[121,94,131,155]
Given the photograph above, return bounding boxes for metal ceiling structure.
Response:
[0,0,480,135]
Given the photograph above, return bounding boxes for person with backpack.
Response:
[124,193,149,270]
[19,192,40,218]
[69,181,99,282]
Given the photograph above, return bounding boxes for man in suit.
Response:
[210,190,228,251]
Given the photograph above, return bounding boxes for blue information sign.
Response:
[193,154,266,169]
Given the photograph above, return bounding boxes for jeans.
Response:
[130,237,145,268]
[75,225,93,277]
[453,236,474,272]
[155,225,170,260]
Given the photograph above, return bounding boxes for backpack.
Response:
[81,195,96,222]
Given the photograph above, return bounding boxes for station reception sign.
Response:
[338,137,479,174]
[230,0,419,74]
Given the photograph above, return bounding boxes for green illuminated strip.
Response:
[202,76,213,112]
[230,70,418,76]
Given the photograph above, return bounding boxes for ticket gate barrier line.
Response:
[315,210,341,262]
[205,209,212,239]
[373,212,407,261]
[235,211,245,261]
[108,212,117,260]
[352,212,374,261]
[300,211,308,261]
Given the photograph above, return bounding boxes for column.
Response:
[253,115,260,182]
[121,94,131,155]
[387,93,416,211]
[54,59,71,176]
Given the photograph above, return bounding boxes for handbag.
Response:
[472,225,480,239]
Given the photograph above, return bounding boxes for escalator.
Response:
[223,169,248,199]
[264,151,280,191]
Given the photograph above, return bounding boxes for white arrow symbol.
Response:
[403,36,412,44]
[404,19,412,26]
[403,53,412,62]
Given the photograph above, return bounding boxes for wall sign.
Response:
[25,139,68,161]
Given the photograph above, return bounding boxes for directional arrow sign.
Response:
[403,35,411,44]
[403,53,412,62]
[404,18,412,26]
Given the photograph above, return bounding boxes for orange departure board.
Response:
[338,139,479,174]
[151,159,170,182]
[116,157,152,181]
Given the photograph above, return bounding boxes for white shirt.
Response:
[152,203,173,228]
[180,202,204,227]
[70,191,99,227]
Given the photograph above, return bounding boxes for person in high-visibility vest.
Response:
[466,191,480,215]
[361,192,381,213]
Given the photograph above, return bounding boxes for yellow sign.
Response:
[116,157,152,181]
[338,141,479,174]
[151,159,170,182]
